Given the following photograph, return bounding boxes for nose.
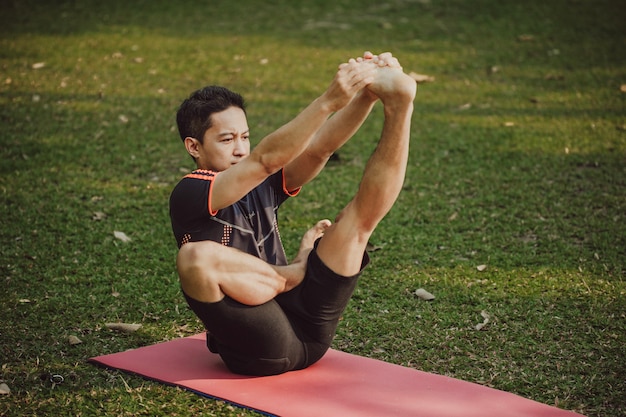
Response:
[233,138,247,156]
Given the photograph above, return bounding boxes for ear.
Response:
[184,137,200,159]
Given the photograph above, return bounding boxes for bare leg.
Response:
[177,220,330,305]
[316,67,417,276]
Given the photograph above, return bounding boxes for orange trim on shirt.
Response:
[183,169,216,181]
[184,170,219,216]
[282,169,301,197]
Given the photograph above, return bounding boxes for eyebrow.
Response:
[217,130,249,137]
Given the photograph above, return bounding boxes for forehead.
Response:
[208,106,248,133]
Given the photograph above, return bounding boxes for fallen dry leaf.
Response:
[92,211,107,221]
[68,335,82,345]
[408,71,435,84]
[32,62,45,69]
[105,323,142,333]
[475,310,490,331]
[415,288,435,301]
[448,212,458,221]
[0,383,10,395]
[476,264,488,272]
[621,84,626,93]
[113,231,131,243]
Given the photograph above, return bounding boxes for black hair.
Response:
[176,85,246,144]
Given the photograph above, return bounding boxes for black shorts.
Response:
[183,244,369,376]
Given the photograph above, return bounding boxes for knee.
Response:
[176,241,221,291]
[178,240,219,270]
[177,241,200,270]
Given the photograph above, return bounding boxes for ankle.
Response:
[383,100,414,118]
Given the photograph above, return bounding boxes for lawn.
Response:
[1,0,625,416]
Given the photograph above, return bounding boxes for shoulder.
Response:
[173,170,217,190]
[170,170,216,204]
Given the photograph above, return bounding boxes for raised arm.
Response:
[282,89,378,190]
[210,60,376,211]
[283,52,404,190]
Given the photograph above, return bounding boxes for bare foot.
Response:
[297,219,331,256]
[283,220,331,291]
[367,66,417,105]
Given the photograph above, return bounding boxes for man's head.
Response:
[176,86,249,171]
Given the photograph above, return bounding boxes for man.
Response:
[170,52,416,376]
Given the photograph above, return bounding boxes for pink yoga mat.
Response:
[90,333,584,417]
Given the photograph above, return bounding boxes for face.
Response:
[186,106,250,171]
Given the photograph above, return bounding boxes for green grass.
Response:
[1,0,625,415]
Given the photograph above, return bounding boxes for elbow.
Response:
[256,153,284,176]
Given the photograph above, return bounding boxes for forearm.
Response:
[252,96,335,174]
[177,241,307,306]
[250,59,376,175]
[283,91,377,189]
[308,90,377,157]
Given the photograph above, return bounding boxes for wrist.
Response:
[317,93,342,114]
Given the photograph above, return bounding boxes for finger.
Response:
[376,53,391,67]
[376,52,402,69]
[349,65,376,89]
[348,60,376,78]
[335,61,365,89]
[384,57,402,69]
[378,52,393,61]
